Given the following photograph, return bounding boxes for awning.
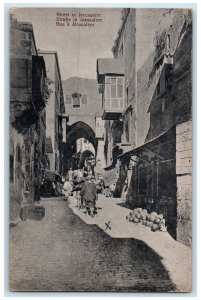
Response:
[111,143,132,164]
[118,126,176,161]
[112,143,132,154]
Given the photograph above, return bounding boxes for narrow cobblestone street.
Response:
[9,195,190,292]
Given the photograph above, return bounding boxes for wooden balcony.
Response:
[96,58,125,120]
[103,97,125,120]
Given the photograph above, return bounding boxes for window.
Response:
[105,76,124,99]
[105,83,110,98]
[66,95,72,105]
[10,58,28,88]
[111,78,116,98]
[72,93,81,108]
[81,94,87,105]
[117,78,123,98]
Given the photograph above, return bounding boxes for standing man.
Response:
[80,176,97,217]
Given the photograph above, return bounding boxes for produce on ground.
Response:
[126,207,167,232]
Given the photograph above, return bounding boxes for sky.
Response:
[11,8,171,80]
[12,8,122,80]
[136,8,174,69]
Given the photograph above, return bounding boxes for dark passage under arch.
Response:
[66,121,97,151]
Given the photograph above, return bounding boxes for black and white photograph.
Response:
[9,7,192,292]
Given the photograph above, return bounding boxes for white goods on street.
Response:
[126,207,166,232]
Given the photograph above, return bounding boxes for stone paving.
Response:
[69,194,192,292]
[9,195,191,292]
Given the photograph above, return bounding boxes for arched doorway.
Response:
[63,121,97,173]
[66,121,97,149]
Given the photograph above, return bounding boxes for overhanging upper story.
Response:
[97,58,125,120]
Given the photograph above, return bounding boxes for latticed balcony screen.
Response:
[104,76,124,112]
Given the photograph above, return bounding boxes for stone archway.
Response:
[66,121,97,150]
[63,121,97,172]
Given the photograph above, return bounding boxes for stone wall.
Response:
[176,121,192,247]
[63,77,102,128]
[10,21,36,206]
[10,19,47,212]
[39,51,64,173]
[174,19,192,247]
[40,53,56,171]
[114,9,137,148]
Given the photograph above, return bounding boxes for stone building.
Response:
[10,16,47,217]
[38,51,66,175]
[97,9,192,246]
[62,77,105,172]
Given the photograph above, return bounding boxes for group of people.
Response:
[39,174,64,198]
[63,167,105,217]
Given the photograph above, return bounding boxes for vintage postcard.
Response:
[9,7,192,292]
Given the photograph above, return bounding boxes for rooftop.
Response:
[97,58,124,83]
[11,20,33,32]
